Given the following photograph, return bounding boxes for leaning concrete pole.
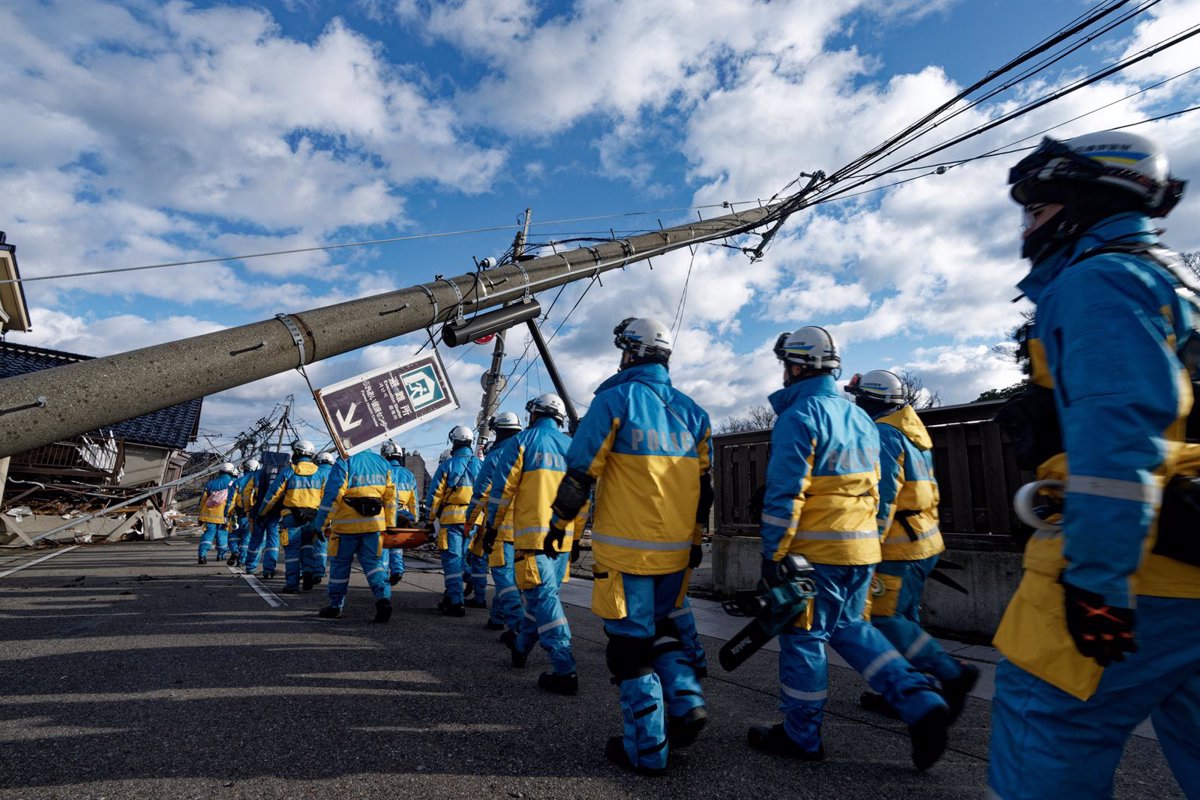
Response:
[0,203,779,458]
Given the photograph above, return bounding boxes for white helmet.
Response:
[526,392,567,425]
[1009,130,1184,218]
[219,461,237,476]
[438,449,452,464]
[488,411,522,431]
[243,458,261,471]
[291,439,316,458]
[774,326,840,371]
[380,441,403,459]
[614,317,672,361]
[847,369,906,405]
[448,425,475,447]
[315,452,337,465]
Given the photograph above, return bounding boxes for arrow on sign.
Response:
[335,403,362,432]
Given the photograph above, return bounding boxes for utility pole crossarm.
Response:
[0,202,779,458]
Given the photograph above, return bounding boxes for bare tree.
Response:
[895,369,941,409]
[716,404,777,434]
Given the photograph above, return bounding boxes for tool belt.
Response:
[344,496,384,517]
[287,507,318,525]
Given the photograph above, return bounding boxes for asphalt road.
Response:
[0,537,1184,799]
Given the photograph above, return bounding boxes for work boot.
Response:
[465,598,487,609]
[909,705,950,771]
[537,671,578,696]
[859,691,901,719]
[280,586,298,595]
[437,597,466,618]
[507,637,528,668]
[226,553,239,567]
[485,620,506,631]
[747,724,825,761]
[198,556,207,565]
[388,573,402,586]
[942,662,981,723]
[605,736,667,777]
[262,570,275,579]
[499,629,517,648]
[462,581,474,600]
[374,599,393,624]
[318,606,342,619]
[313,575,323,586]
[667,706,709,748]
[302,572,314,591]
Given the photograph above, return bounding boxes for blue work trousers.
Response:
[302,529,327,578]
[243,517,280,574]
[490,542,523,630]
[387,547,405,579]
[227,517,247,556]
[466,551,489,603]
[605,570,706,772]
[779,563,945,752]
[197,522,228,559]
[326,532,391,609]
[871,555,964,684]
[515,551,575,675]
[282,520,317,589]
[988,595,1200,799]
[440,525,466,604]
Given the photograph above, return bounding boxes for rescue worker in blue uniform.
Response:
[225,458,259,567]
[848,370,980,719]
[750,326,949,770]
[465,412,525,634]
[303,451,337,589]
[485,393,586,695]
[260,440,325,595]
[235,459,264,568]
[313,449,397,623]
[989,130,1199,799]
[550,318,712,774]
[242,461,282,579]
[196,462,238,564]
[380,441,418,586]
[426,427,481,617]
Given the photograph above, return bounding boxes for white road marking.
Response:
[227,565,285,608]
[0,546,81,579]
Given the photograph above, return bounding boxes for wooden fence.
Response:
[712,399,1032,548]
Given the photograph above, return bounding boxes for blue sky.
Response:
[3,0,1199,465]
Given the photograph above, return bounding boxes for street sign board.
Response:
[314,351,459,456]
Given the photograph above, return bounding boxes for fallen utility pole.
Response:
[0,201,783,458]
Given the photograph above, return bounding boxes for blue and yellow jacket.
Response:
[490,416,585,552]
[239,469,261,518]
[425,445,480,526]
[198,473,237,525]
[467,436,519,543]
[228,471,254,521]
[313,451,397,535]
[385,459,418,526]
[875,404,943,562]
[261,458,324,527]
[760,374,881,566]
[995,212,1200,700]
[562,363,710,574]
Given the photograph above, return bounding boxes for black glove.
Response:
[761,557,784,587]
[689,545,703,570]
[481,527,498,556]
[543,525,566,558]
[570,538,582,564]
[1062,580,1138,667]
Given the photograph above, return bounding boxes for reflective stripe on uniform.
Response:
[795,529,878,541]
[538,616,568,634]
[498,586,519,597]
[668,607,693,619]
[1067,475,1162,504]
[862,649,902,681]
[515,526,549,539]
[365,567,387,577]
[591,532,691,551]
[329,577,350,585]
[781,684,827,702]
[887,525,941,543]
[905,631,933,660]
[761,513,793,529]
